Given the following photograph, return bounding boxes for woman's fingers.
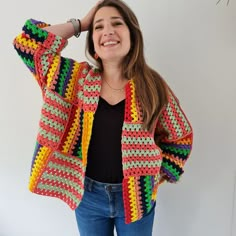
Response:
[81,1,104,31]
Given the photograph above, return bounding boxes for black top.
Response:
[86,96,125,183]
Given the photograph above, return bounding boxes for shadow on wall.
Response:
[216,0,230,6]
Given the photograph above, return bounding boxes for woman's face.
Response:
[92,6,131,64]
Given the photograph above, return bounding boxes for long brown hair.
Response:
[85,0,169,132]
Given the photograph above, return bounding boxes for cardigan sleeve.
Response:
[155,90,193,183]
[13,19,90,99]
[13,19,68,89]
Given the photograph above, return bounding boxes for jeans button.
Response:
[106,185,112,191]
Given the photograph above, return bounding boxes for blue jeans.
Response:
[75,177,155,236]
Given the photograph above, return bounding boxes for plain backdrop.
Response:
[1,0,236,235]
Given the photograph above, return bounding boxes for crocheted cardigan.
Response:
[13,19,193,224]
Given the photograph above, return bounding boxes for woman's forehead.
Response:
[94,6,123,23]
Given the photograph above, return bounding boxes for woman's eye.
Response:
[113,21,123,26]
[94,25,103,30]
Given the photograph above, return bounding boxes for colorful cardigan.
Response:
[13,19,193,224]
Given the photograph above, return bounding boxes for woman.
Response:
[13,0,193,235]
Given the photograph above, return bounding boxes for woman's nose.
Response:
[103,26,115,36]
[104,31,114,36]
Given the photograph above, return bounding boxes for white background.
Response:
[0,0,235,235]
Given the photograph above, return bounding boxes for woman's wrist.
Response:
[67,18,81,38]
[80,18,90,32]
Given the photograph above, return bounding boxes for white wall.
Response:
[1,0,235,235]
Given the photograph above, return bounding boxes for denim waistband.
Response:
[84,176,123,192]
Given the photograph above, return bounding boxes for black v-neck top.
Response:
[86,96,125,183]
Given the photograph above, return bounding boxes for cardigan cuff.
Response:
[22,19,67,53]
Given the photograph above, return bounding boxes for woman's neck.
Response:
[102,62,124,82]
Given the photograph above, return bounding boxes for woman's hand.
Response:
[42,0,103,39]
[81,0,104,31]
[159,172,167,185]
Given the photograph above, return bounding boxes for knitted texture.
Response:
[13,19,193,224]
[155,91,193,182]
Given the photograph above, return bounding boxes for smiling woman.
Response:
[12,0,193,235]
[92,7,131,64]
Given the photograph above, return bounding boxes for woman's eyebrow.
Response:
[94,16,123,25]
